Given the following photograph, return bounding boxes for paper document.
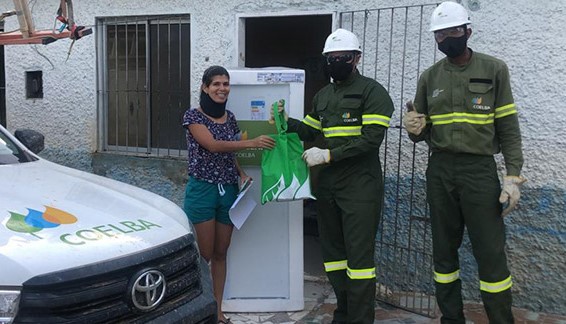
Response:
[229,179,257,230]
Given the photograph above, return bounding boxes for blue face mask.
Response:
[438,33,468,58]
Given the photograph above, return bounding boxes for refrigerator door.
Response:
[223,68,305,312]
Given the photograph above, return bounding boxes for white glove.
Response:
[403,101,426,136]
[499,176,527,217]
[302,147,330,167]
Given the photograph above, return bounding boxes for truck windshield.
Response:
[0,128,34,164]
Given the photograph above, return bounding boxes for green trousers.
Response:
[315,161,382,324]
[427,152,514,324]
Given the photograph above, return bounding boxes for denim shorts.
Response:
[183,177,238,225]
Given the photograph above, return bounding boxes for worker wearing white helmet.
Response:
[404,2,524,323]
[429,0,471,32]
[273,28,394,323]
[429,1,472,58]
[322,28,363,53]
[321,28,363,81]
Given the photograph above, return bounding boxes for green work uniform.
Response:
[410,50,523,324]
[288,70,394,324]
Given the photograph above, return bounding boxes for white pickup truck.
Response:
[0,125,216,323]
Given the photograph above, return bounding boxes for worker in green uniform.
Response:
[403,2,526,323]
[272,28,394,323]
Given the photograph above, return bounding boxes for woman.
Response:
[182,65,275,324]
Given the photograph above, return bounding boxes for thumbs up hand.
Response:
[403,101,426,136]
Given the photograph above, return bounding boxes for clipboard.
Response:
[239,177,252,194]
[229,179,257,230]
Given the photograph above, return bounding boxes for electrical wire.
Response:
[32,44,55,70]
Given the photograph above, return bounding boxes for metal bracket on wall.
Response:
[0,0,92,45]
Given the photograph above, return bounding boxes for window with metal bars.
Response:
[97,15,190,157]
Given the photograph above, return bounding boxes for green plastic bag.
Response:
[261,101,314,204]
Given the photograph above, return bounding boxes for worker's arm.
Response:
[268,99,321,142]
[493,62,525,216]
[494,63,523,176]
[408,74,431,143]
[496,114,523,176]
[286,94,324,142]
[287,116,322,142]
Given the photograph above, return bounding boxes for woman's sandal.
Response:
[218,318,232,324]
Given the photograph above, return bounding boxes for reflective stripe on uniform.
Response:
[303,114,390,136]
[362,114,391,127]
[480,275,513,293]
[494,103,517,119]
[434,269,460,284]
[347,266,376,279]
[323,126,362,137]
[302,115,322,130]
[430,112,494,125]
[324,260,347,272]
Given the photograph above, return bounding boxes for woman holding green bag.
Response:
[182,65,275,323]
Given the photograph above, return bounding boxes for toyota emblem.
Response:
[130,269,167,311]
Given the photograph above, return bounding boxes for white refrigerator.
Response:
[223,67,305,312]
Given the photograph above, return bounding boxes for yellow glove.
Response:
[302,147,330,167]
[499,175,527,217]
[268,99,287,124]
[403,101,426,136]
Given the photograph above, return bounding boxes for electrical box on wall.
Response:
[26,71,43,99]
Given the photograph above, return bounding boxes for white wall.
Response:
[4,0,565,184]
[2,0,565,314]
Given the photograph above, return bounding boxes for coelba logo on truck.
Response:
[6,206,77,234]
[5,205,163,245]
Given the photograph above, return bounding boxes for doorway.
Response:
[242,14,332,277]
[243,14,331,115]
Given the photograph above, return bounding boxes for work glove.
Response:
[499,175,527,217]
[403,101,426,136]
[268,99,288,124]
[302,147,330,167]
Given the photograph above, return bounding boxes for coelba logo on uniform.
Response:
[472,97,491,111]
[341,112,358,123]
[6,206,77,234]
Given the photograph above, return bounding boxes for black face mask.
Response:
[438,33,468,58]
[328,61,354,81]
[200,91,226,118]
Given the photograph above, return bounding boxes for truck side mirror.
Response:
[14,129,45,154]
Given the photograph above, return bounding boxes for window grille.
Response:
[96,15,190,157]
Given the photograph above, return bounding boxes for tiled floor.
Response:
[226,275,566,323]
[223,235,566,324]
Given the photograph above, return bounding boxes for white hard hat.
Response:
[322,28,362,54]
[429,1,471,32]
